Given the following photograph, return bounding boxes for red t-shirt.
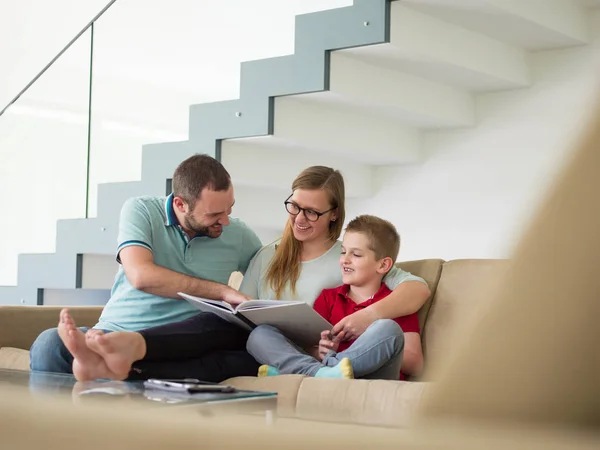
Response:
[313,283,420,380]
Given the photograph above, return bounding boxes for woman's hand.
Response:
[317,330,345,360]
[331,308,377,341]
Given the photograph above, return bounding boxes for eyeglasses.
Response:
[284,195,336,222]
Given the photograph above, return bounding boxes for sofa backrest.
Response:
[419,259,509,380]
[0,306,103,350]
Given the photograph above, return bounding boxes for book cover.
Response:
[178,292,331,346]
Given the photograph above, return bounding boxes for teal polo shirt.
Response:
[95,194,262,332]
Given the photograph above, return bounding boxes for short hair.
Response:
[171,154,231,207]
[345,215,400,262]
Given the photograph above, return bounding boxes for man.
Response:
[29,154,262,380]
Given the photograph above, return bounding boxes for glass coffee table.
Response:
[0,368,277,418]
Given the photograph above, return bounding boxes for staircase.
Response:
[1,0,599,305]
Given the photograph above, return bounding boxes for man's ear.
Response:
[377,257,394,274]
[173,196,188,213]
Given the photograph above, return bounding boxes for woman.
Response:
[59,166,430,382]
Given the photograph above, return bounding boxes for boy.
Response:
[246,215,424,380]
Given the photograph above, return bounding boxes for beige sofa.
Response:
[0,257,507,428]
[3,71,599,450]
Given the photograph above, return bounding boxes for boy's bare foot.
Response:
[86,331,147,379]
[57,309,119,382]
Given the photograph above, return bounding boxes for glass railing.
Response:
[0,0,352,286]
[0,26,93,286]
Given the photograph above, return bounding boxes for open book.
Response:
[178,292,332,347]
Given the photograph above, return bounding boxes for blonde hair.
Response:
[345,215,400,265]
[265,166,345,299]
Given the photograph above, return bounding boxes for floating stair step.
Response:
[402,0,589,51]
[270,96,421,165]
[342,2,531,92]
[222,138,375,198]
[300,51,475,129]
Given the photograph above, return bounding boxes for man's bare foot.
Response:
[86,331,147,379]
[86,329,104,340]
[57,309,120,382]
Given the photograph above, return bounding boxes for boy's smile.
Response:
[340,231,382,287]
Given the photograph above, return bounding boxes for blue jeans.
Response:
[29,327,111,374]
[246,319,405,380]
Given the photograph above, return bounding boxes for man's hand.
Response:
[317,330,345,360]
[331,308,377,341]
[222,288,252,305]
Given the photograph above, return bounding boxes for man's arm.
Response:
[331,281,430,339]
[120,246,246,303]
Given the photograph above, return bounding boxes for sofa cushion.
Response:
[396,259,444,331]
[0,347,30,371]
[421,259,508,380]
[223,374,306,415]
[294,378,429,428]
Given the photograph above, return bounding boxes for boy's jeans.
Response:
[246,319,405,380]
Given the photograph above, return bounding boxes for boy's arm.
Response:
[332,280,430,340]
[401,332,424,377]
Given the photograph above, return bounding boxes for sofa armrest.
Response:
[0,306,103,351]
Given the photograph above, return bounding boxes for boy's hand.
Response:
[317,330,345,360]
[307,345,321,360]
[331,309,377,341]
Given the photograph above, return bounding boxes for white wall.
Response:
[348,11,600,262]
[0,0,109,109]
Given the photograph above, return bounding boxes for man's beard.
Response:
[183,214,223,238]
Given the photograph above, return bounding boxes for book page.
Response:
[177,293,235,312]
[236,299,304,311]
[177,292,251,331]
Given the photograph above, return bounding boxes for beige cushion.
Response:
[396,259,445,331]
[228,271,244,290]
[421,259,508,380]
[0,347,30,371]
[295,378,430,428]
[223,374,306,415]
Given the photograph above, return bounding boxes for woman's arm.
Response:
[370,280,430,320]
[331,278,430,340]
[400,332,424,377]
[238,248,266,299]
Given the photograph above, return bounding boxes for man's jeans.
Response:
[246,319,405,380]
[29,327,111,374]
